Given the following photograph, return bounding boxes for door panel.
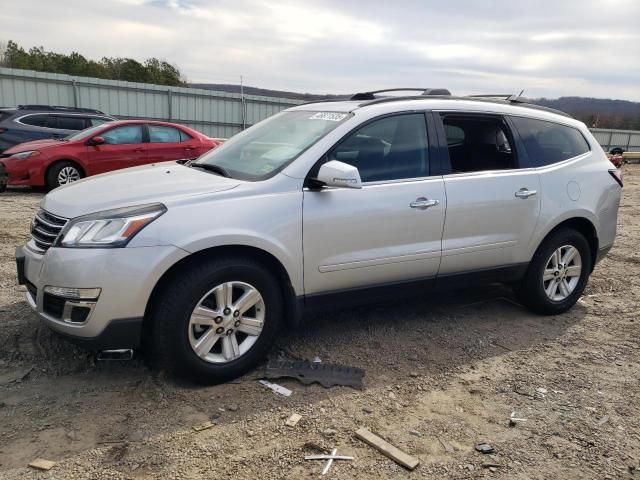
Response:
[435,112,542,274]
[86,125,146,175]
[303,179,446,294]
[439,170,541,274]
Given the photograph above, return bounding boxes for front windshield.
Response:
[195,110,351,181]
[64,124,109,142]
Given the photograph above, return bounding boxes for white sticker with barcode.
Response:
[309,112,347,121]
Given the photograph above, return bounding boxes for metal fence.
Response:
[2,68,640,149]
[0,67,302,138]
[590,128,640,152]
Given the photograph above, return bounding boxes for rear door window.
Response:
[510,117,590,167]
[57,116,87,131]
[148,125,183,143]
[441,114,516,173]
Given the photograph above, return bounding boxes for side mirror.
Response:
[90,136,105,146]
[314,160,362,189]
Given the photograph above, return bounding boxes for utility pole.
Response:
[240,75,246,130]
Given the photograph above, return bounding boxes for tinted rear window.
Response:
[57,116,87,130]
[511,117,590,167]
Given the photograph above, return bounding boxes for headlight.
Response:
[56,203,167,248]
[11,150,40,160]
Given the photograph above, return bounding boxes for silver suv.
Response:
[16,89,622,383]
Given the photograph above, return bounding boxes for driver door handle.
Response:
[515,188,537,199]
[410,197,439,210]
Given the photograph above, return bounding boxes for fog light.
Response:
[44,286,101,300]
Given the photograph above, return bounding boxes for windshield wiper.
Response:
[189,162,232,178]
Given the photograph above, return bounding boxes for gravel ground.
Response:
[0,167,638,479]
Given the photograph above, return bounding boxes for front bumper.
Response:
[17,243,188,350]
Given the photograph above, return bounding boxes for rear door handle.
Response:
[515,188,537,199]
[410,197,439,210]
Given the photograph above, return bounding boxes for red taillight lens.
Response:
[609,169,623,187]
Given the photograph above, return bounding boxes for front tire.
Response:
[150,256,283,383]
[517,228,592,315]
[46,161,83,190]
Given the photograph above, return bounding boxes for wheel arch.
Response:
[536,217,599,272]
[44,158,86,182]
[143,245,303,343]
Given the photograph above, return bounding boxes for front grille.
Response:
[30,209,68,253]
[43,293,65,318]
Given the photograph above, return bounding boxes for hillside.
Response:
[191,83,640,130]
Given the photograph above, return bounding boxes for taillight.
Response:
[0,128,6,134]
[609,169,623,187]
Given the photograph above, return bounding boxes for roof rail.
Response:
[351,88,451,101]
[17,105,106,115]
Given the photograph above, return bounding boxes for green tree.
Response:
[0,40,185,86]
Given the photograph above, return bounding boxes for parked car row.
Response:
[0,105,220,191]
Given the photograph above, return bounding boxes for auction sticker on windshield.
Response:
[309,112,348,121]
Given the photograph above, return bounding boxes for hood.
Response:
[3,138,66,154]
[42,162,241,218]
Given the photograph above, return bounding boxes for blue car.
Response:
[0,105,115,153]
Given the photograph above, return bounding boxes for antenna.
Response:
[518,89,525,97]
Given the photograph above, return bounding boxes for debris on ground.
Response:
[597,415,610,426]
[509,411,528,427]
[264,360,364,389]
[304,441,329,454]
[355,427,420,470]
[313,356,322,363]
[28,459,56,471]
[285,413,302,427]
[0,366,34,386]
[475,442,495,454]
[258,379,292,397]
[192,421,216,432]
[438,436,455,453]
[305,447,353,476]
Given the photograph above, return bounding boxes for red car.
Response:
[0,120,220,190]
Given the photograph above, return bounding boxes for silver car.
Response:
[16,90,622,383]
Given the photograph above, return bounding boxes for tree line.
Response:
[0,40,185,86]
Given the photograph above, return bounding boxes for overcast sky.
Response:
[2,0,639,100]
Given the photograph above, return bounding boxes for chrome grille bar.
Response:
[29,209,68,253]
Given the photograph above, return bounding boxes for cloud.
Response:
[1,0,639,100]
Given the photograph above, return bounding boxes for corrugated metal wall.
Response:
[590,128,640,152]
[3,68,639,149]
[0,67,302,138]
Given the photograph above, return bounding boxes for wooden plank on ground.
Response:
[355,427,420,470]
[28,458,56,471]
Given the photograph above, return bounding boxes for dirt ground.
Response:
[0,167,638,480]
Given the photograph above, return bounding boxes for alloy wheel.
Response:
[188,281,265,363]
[543,245,582,301]
[57,166,81,185]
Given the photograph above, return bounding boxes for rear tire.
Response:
[149,256,283,384]
[46,161,83,190]
[516,228,592,315]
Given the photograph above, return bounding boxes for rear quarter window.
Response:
[18,114,49,127]
[510,116,590,167]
